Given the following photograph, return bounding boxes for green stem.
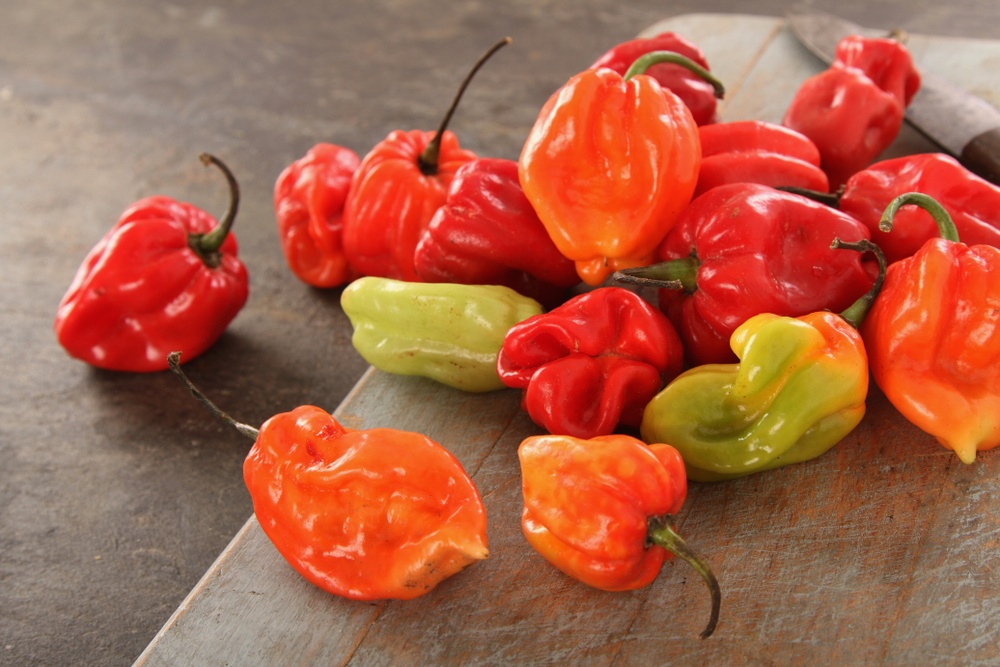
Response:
[167,352,259,441]
[418,37,511,175]
[830,238,887,329]
[777,184,845,208]
[188,153,240,268]
[878,191,960,243]
[647,515,721,639]
[623,51,725,99]
[612,256,700,293]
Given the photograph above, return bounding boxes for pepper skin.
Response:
[861,193,1000,464]
[342,277,543,393]
[412,158,580,307]
[496,287,684,438]
[519,433,720,638]
[245,405,489,600]
[589,31,719,126]
[783,35,920,188]
[54,154,248,372]
[620,183,876,366]
[837,153,1000,264]
[519,52,719,286]
[274,143,360,287]
[641,310,869,482]
[695,120,829,197]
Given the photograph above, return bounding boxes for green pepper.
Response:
[341,277,543,393]
[639,310,869,482]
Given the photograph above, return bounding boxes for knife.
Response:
[786,8,1000,186]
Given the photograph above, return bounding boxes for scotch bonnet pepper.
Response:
[54,154,248,372]
[413,157,580,307]
[519,51,723,286]
[519,433,721,638]
[861,193,1000,464]
[496,287,684,438]
[589,31,719,126]
[783,34,920,187]
[168,353,488,600]
[342,277,543,393]
[616,183,876,366]
[274,143,360,288]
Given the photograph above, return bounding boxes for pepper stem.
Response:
[612,255,700,293]
[777,184,845,207]
[167,351,259,441]
[623,51,725,98]
[647,515,721,639]
[188,153,241,268]
[417,37,511,176]
[830,238,887,329]
[878,191,960,243]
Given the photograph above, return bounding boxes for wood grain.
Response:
[134,15,1000,666]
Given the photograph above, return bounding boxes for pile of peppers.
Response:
[55,27,1000,640]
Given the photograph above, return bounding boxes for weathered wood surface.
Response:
[135,14,1000,666]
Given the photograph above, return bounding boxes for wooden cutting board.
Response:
[134,14,1000,666]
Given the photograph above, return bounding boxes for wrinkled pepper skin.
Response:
[519,434,687,591]
[695,120,829,197]
[497,287,684,438]
[413,158,580,307]
[589,31,719,126]
[274,143,360,288]
[783,35,920,188]
[342,129,477,281]
[652,183,876,365]
[861,197,1000,464]
[54,155,248,372]
[342,277,543,393]
[244,405,489,600]
[518,62,702,286]
[838,153,1000,263]
[641,311,869,482]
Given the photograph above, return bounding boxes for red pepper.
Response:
[168,353,489,600]
[342,39,508,281]
[274,143,360,288]
[836,153,1000,263]
[860,193,1000,464]
[783,35,920,188]
[496,287,684,438]
[54,154,248,372]
[589,31,719,126]
[412,157,580,306]
[519,433,720,637]
[616,183,876,366]
[695,120,829,197]
[519,51,722,286]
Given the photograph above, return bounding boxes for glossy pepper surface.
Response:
[783,35,920,188]
[342,277,543,393]
[341,39,508,281]
[641,309,870,481]
[274,143,360,287]
[54,154,248,372]
[412,157,580,307]
[619,183,875,365]
[694,120,829,197]
[861,193,1000,464]
[496,287,684,438]
[519,52,721,286]
[836,153,1000,263]
[589,31,719,126]
[519,433,720,638]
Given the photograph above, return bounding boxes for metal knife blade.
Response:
[786,8,1000,185]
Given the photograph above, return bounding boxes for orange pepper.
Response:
[861,193,1000,463]
[518,52,722,286]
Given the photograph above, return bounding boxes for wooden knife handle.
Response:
[961,126,1000,186]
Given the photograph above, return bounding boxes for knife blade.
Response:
[786,8,1000,186]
